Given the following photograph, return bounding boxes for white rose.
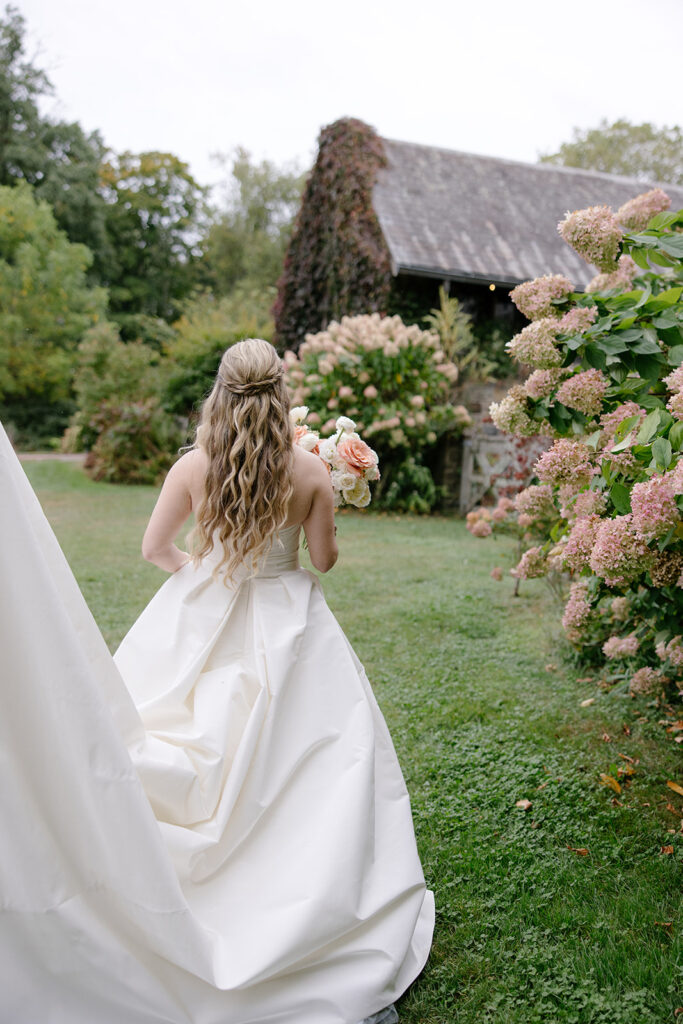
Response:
[342,478,371,508]
[298,430,320,452]
[338,471,357,490]
[290,406,309,424]
[318,437,342,469]
[335,416,356,434]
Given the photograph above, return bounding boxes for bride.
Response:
[0,339,434,1024]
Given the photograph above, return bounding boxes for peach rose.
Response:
[337,437,378,477]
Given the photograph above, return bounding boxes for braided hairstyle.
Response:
[191,339,294,580]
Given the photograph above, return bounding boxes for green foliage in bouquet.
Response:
[482,188,683,700]
[285,312,470,511]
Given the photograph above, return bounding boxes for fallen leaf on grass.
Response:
[661,845,675,855]
[618,752,635,763]
[567,846,589,855]
[580,697,595,707]
[654,920,673,929]
[576,676,593,683]
[675,736,683,744]
[515,799,532,810]
[622,724,631,736]
[666,720,683,733]
[667,781,683,797]
[545,663,557,673]
[673,1008,683,1017]
[599,773,622,794]
[536,781,548,790]
[666,803,681,816]
[601,732,611,742]
[611,798,623,807]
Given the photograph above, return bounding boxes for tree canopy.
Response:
[540,119,683,185]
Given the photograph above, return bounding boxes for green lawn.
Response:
[25,461,683,1024]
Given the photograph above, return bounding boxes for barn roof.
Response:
[372,139,683,289]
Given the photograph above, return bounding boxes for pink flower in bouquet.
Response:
[602,634,639,659]
[558,205,622,270]
[510,274,574,321]
[629,667,666,695]
[630,475,679,539]
[616,188,670,231]
[525,368,561,400]
[556,369,608,419]
[563,514,602,573]
[512,546,547,579]
[589,514,654,587]
[535,439,595,488]
[337,436,379,478]
[506,319,563,369]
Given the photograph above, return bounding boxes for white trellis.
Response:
[458,431,550,514]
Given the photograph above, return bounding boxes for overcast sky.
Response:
[14,0,683,191]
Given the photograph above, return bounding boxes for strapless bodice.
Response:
[203,523,301,579]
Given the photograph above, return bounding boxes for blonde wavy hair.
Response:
[191,338,294,580]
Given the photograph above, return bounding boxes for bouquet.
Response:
[290,407,380,509]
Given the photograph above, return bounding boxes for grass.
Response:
[25,461,683,1023]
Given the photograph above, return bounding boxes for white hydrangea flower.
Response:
[290,406,309,424]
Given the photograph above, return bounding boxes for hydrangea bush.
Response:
[474,189,683,700]
[284,313,470,511]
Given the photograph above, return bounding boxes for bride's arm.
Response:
[141,453,194,572]
[302,458,338,573]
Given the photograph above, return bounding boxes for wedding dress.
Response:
[0,423,434,1024]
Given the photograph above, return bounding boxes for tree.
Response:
[0,182,109,442]
[199,147,304,295]
[99,150,207,328]
[540,119,683,185]
[0,6,109,268]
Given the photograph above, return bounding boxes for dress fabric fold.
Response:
[0,423,434,1024]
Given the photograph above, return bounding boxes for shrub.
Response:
[86,398,184,485]
[284,312,470,511]
[68,322,164,449]
[476,190,683,700]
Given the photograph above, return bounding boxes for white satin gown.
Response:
[0,423,434,1024]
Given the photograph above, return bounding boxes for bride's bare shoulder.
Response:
[292,445,328,481]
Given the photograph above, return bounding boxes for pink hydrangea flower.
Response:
[600,402,647,444]
[562,580,591,641]
[586,254,639,294]
[629,667,666,695]
[525,368,561,400]
[512,546,547,579]
[363,384,378,399]
[515,484,555,520]
[567,489,608,520]
[489,386,539,437]
[469,519,492,538]
[556,369,608,418]
[557,306,598,335]
[602,634,639,659]
[589,514,654,587]
[664,365,683,394]
[661,635,683,668]
[506,320,563,369]
[558,206,623,271]
[667,392,683,421]
[517,512,534,529]
[630,474,679,539]
[535,439,596,488]
[611,596,629,619]
[616,188,670,232]
[563,514,602,572]
[510,274,574,321]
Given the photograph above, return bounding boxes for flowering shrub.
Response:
[284,312,469,511]
[471,190,683,700]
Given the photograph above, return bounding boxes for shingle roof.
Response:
[372,139,683,289]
